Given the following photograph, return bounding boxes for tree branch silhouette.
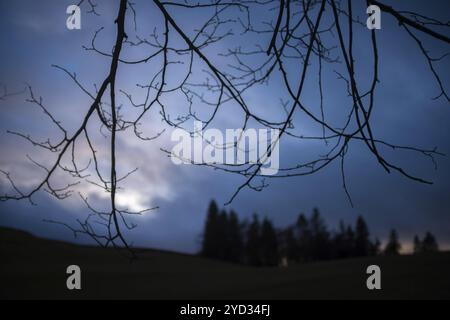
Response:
[0,0,448,257]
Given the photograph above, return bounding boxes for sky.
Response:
[0,0,449,254]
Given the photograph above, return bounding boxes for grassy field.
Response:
[1,227,449,299]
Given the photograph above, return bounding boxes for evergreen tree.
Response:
[422,232,439,252]
[217,209,229,260]
[284,227,299,261]
[246,214,262,266]
[296,213,311,262]
[384,229,401,255]
[413,235,422,254]
[370,238,381,256]
[201,200,219,258]
[333,221,354,259]
[260,218,279,266]
[309,208,331,260]
[227,210,244,263]
[201,202,435,266]
[355,215,371,257]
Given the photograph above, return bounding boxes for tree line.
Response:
[200,200,440,266]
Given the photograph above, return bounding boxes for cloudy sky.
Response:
[0,0,449,253]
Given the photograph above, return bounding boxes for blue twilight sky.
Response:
[0,0,449,253]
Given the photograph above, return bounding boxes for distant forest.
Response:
[200,200,440,266]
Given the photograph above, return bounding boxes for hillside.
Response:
[1,227,449,299]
